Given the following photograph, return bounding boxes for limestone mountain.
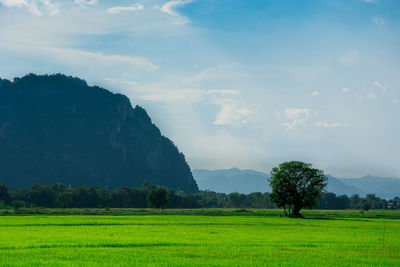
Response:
[0,74,198,192]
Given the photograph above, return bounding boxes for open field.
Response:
[0,210,399,266]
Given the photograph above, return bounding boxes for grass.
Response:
[0,210,399,266]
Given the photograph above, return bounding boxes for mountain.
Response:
[340,175,400,199]
[193,168,270,194]
[0,74,198,192]
[193,168,400,198]
[325,175,365,196]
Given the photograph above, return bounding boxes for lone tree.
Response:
[147,187,169,209]
[269,161,327,217]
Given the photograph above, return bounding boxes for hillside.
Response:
[341,175,400,199]
[325,175,365,196]
[0,74,198,192]
[193,168,400,198]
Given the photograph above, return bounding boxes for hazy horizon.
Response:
[1,0,399,178]
[192,166,400,179]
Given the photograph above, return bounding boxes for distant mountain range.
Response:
[193,168,400,199]
[193,168,269,194]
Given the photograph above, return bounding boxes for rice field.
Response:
[0,211,399,266]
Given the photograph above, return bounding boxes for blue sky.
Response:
[1,0,399,177]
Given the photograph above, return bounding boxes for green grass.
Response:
[0,210,399,266]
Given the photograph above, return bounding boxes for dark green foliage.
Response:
[147,187,169,209]
[12,200,25,210]
[269,161,328,217]
[56,192,72,208]
[362,202,371,211]
[317,193,350,209]
[111,188,132,208]
[228,192,251,208]
[2,182,398,210]
[28,184,57,208]
[0,74,198,193]
[0,184,11,203]
[364,194,386,209]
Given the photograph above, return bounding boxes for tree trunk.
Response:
[293,205,303,218]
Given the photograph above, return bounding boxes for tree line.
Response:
[0,183,398,210]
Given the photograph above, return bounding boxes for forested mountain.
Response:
[193,168,400,198]
[0,74,198,192]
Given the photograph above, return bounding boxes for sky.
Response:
[0,0,399,178]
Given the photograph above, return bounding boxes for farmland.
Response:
[0,210,399,266]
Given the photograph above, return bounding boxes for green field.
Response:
[0,210,399,266]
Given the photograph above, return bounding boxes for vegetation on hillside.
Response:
[0,74,198,192]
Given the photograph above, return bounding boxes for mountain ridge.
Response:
[193,168,400,198]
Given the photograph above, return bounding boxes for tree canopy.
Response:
[0,182,397,210]
[269,161,328,217]
[147,187,170,209]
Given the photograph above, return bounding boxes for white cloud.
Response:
[74,0,98,8]
[342,87,349,93]
[46,47,159,71]
[314,121,346,128]
[107,3,144,14]
[282,108,311,130]
[139,88,240,103]
[373,81,381,87]
[206,89,239,96]
[372,17,385,25]
[0,0,58,16]
[0,0,30,8]
[183,65,239,84]
[40,0,58,15]
[311,91,319,97]
[367,92,377,99]
[213,99,251,127]
[363,0,376,3]
[284,108,311,120]
[394,98,399,105]
[141,89,202,102]
[371,81,387,95]
[274,111,281,120]
[103,78,139,86]
[340,50,360,67]
[160,0,192,16]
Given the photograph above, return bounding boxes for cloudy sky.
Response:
[1,0,399,177]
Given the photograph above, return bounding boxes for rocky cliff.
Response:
[0,74,198,192]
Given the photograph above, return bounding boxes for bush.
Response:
[12,200,25,211]
[362,202,371,211]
